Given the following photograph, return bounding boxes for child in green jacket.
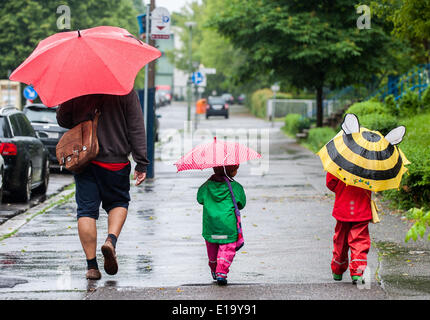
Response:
[197,165,246,285]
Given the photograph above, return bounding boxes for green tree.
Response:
[0,0,139,79]
[371,0,430,63]
[211,0,399,126]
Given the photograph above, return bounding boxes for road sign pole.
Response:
[143,3,150,131]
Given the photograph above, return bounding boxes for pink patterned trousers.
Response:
[205,240,237,279]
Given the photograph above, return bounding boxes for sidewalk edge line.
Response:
[0,187,75,242]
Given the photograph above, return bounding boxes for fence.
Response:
[369,63,430,101]
[267,98,350,120]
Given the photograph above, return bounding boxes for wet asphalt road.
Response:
[0,102,428,300]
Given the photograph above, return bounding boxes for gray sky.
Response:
[154,0,201,14]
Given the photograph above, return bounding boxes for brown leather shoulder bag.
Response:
[56,109,101,173]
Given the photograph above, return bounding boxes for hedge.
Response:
[383,112,430,209]
[249,89,294,118]
[283,113,311,136]
[250,89,273,118]
[345,100,389,118]
[359,113,399,136]
[305,127,337,153]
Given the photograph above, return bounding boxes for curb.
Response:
[0,188,75,241]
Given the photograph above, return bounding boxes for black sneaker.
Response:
[216,276,227,286]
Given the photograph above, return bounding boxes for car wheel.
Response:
[34,158,49,195]
[17,164,32,202]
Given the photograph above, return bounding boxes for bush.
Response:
[398,89,420,118]
[359,113,399,136]
[344,100,389,118]
[421,86,430,112]
[384,94,398,116]
[305,127,337,153]
[383,113,430,210]
[283,113,310,136]
[250,89,273,118]
[275,92,293,99]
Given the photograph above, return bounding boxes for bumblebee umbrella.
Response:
[9,26,161,107]
[317,114,410,192]
[175,137,262,172]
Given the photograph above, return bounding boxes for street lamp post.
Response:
[185,21,196,131]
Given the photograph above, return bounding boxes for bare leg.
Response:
[107,207,128,238]
[78,217,97,259]
[101,207,127,275]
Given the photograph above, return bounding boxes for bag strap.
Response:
[224,176,240,214]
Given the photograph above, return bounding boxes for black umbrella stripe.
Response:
[342,133,394,160]
[326,133,403,181]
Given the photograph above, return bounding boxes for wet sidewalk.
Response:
[0,103,427,300]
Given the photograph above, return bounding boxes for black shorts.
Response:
[74,163,131,220]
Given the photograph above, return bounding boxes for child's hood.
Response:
[206,181,232,202]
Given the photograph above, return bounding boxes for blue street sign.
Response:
[23,86,38,100]
[137,14,146,35]
[191,71,204,85]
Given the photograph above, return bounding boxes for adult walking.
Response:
[57,90,148,280]
[9,26,161,280]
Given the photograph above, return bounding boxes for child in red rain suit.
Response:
[326,172,371,284]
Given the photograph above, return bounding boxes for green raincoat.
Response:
[197,179,246,244]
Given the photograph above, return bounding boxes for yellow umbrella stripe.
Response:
[332,134,401,171]
[350,129,390,151]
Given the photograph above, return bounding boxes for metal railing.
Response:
[369,63,430,101]
[266,98,350,119]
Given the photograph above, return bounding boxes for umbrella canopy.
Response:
[317,114,410,192]
[10,26,161,107]
[175,137,262,172]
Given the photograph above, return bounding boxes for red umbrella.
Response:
[10,26,161,107]
[175,137,262,172]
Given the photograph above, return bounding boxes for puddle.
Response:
[137,209,155,221]
[382,275,430,295]
[375,241,430,297]
[135,255,154,274]
[0,276,28,288]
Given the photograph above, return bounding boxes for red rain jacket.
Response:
[326,172,372,222]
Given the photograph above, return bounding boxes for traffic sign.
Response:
[23,86,38,100]
[192,72,204,85]
[136,14,146,35]
[200,67,216,75]
[151,7,171,40]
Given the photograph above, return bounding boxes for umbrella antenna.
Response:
[78,30,81,37]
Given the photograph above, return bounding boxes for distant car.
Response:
[22,104,67,169]
[0,106,50,202]
[237,94,246,105]
[0,155,4,203]
[206,96,229,119]
[156,85,172,105]
[222,93,234,104]
[158,90,172,105]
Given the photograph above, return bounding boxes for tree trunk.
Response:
[316,86,323,127]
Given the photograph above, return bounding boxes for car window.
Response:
[209,98,225,105]
[24,107,58,124]
[0,117,11,138]
[9,114,22,136]
[17,114,36,137]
